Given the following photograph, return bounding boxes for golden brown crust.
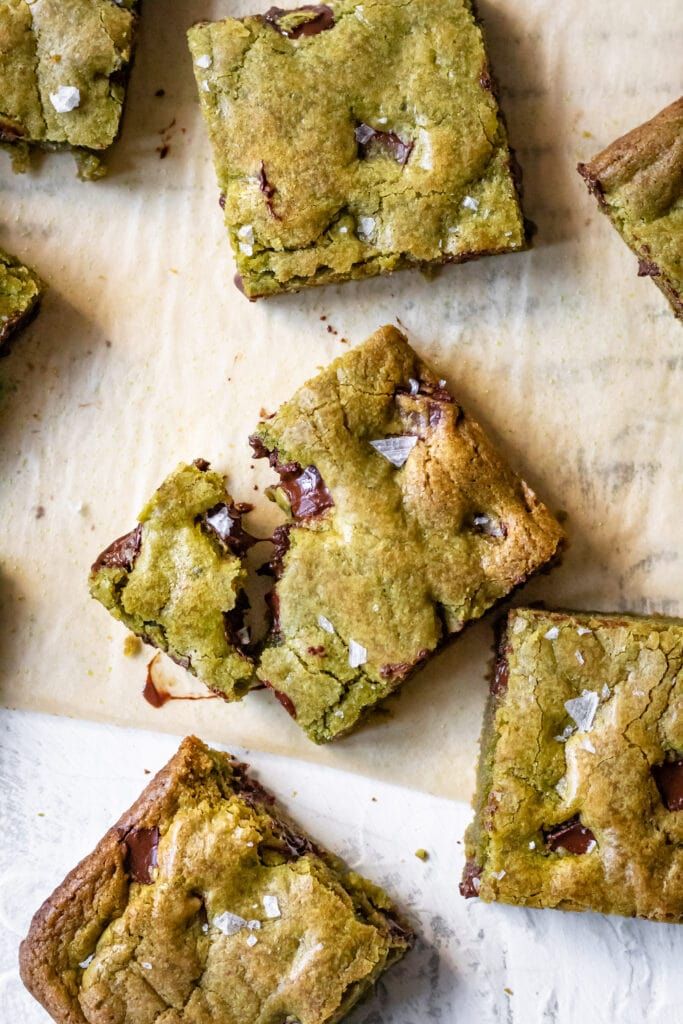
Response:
[577,97,683,320]
[19,737,411,1024]
[578,97,683,203]
[18,737,212,1024]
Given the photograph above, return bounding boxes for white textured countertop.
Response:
[1,709,681,1023]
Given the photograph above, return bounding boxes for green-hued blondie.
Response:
[20,736,412,1024]
[461,608,683,922]
[0,246,42,348]
[251,326,564,743]
[188,0,527,298]
[578,97,683,320]
[89,461,256,700]
[0,0,139,178]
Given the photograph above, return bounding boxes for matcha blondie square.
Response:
[89,460,258,700]
[188,0,527,299]
[20,736,413,1024]
[461,608,683,922]
[0,0,139,178]
[0,246,43,348]
[251,326,564,743]
[578,97,683,320]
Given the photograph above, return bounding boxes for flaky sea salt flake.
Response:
[577,626,592,636]
[544,626,559,640]
[79,955,94,969]
[369,434,417,467]
[213,911,248,936]
[50,85,80,112]
[263,894,281,918]
[564,689,599,732]
[195,54,212,68]
[357,215,376,239]
[462,195,479,211]
[318,614,335,634]
[348,639,367,668]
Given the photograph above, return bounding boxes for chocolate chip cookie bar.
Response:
[0,246,42,348]
[461,607,683,922]
[89,460,257,700]
[0,0,139,179]
[251,325,564,743]
[188,0,527,298]
[20,736,412,1024]
[578,97,683,320]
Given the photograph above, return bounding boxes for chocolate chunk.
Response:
[264,4,335,38]
[307,645,326,656]
[249,435,270,461]
[231,760,276,807]
[124,827,159,883]
[638,258,661,278]
[653,758,683,811]
[397,378,453,403]
[193,458,210,472]
[544,817,596,854]
[459,861,482,898]
[223,591,253,654]
[355,123,413,166]
[0,115,26,141]
[259,820,316,864]
[264,681,297,718]
[92,524,143,573]
[265,588,281,635]
[250,437,333,518]
[263,524,291,580]
[258,161,280,218]
[219,193,226,209]
[277,464,334,519]
[380,649,428,682]
[491,656,509,697]
[201,502,258,556]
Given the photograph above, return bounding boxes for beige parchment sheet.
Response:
[1,0,681,801]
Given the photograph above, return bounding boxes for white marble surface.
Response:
[0,709,681,1023]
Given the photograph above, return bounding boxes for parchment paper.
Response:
[1,0,681,801]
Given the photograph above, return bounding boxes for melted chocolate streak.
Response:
[355,123,413,166]
[249,436,334,519]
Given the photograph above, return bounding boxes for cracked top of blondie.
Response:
[0,0,137,168]
[462,607,683,922]
[188,0,526,297]
[20,736,412,1024]
[89,461,256,701]
[0,246,43,346]
[578,96,683,320]
[251,325,564,743]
